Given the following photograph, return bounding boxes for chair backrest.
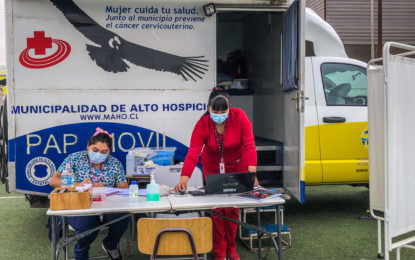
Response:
[153,166,203,188]
[137,217,212,256]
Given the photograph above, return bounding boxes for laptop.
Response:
[205,172,255,194]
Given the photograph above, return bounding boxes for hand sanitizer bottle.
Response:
[146,174,159,201]
[129,181,139,201]
[61,163,74,188]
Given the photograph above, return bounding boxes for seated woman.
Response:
[50,127,128,260]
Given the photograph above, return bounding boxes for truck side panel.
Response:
[8,0,215,194]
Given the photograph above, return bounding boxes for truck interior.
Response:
[216,12,288,188]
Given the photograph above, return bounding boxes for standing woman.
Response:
[50,127,128,260]
[175,87,257,260]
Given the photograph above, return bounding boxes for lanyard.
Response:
[90,162,104,183]
[214,122,226,162]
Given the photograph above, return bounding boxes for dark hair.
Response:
[88,133,113,151]
[204,87,231,115]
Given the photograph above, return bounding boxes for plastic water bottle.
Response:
[126,150,136,176]
[61,163,74,188]
[146,174,159,201]
[129,181,139,201]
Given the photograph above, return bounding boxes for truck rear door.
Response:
[282,0,305,202]
[311,57,368,184]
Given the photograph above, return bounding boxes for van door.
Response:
[312,57,369,183]
[282,0,304,202]
[304,57,323,184]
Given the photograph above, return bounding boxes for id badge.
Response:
[219,162,225,174]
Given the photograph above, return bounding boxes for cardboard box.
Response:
[50,187,92,210]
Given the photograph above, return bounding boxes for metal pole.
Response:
[377,219,383,258]
[277,205,283,260]
[377,0,382,57]
[62,217,67,260]
[256,207,262,260]
[51,216,57,260]
[371,0,375,60]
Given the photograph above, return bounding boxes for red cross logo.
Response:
[19,31,71,69]
[27,31,52,55]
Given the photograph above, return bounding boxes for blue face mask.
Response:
[210,112,229,124]
[88,151,108,164]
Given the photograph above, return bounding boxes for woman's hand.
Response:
[117,182,128,189]
[49,172,62,188]
[248,166,259,186]
[92,182,105,187]
[254,177,259,187]
[174,176,190,193]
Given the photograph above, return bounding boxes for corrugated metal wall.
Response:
[382,1,415,44]
[306,0,324,19]
[306,0,415,45]
[326,0,375,44]
[0,0,5,66]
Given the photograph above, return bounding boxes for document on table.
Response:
[114,188,146,196]
[234,188,282,202]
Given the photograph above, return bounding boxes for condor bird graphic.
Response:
[49,0,208,81]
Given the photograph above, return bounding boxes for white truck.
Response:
[2,0,368,205]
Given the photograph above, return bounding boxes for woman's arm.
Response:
[240,111,259,186]
[116,182,128,189]
[49,172,62,188]
[175,119,206,192]
[180,119,206,178]
[114,158,128,189]
[240,110,257,167]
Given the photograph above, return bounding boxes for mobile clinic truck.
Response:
[2,0,368,205]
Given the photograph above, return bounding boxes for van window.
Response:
[321,63,367,106]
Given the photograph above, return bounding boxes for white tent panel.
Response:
[386,54,415,238]
[368,66,385,212]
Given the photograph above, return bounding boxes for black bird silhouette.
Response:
[49,0,208,81]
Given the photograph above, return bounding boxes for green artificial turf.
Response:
[0,183,414,259]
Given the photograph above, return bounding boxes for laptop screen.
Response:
[206,172,255,194]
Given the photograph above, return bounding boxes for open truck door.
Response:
[214,0,305,202]
[282,0,305,202]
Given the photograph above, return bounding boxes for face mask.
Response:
[88,150,108,164]
[210,112,229,124]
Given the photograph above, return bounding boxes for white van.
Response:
[2,0,367,205]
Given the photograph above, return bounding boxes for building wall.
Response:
[306,0,415,61]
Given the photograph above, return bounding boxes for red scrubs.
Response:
[181,107,257,259]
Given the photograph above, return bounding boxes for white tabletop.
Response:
[168,193,285,211]
[47,192,285,216]
[47,195,171,216]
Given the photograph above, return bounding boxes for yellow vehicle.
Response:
[304,10,368,186]
[0,68,6,95]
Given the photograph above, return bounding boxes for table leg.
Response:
[62,217,67,260]
[256,207,262,260]
[277,205,283,260]
[51,215,57,260]
[206,208,283,259]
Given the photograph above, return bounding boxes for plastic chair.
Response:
[137,217,212,260]
[153,166,203,188]
[239,206,291,251]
